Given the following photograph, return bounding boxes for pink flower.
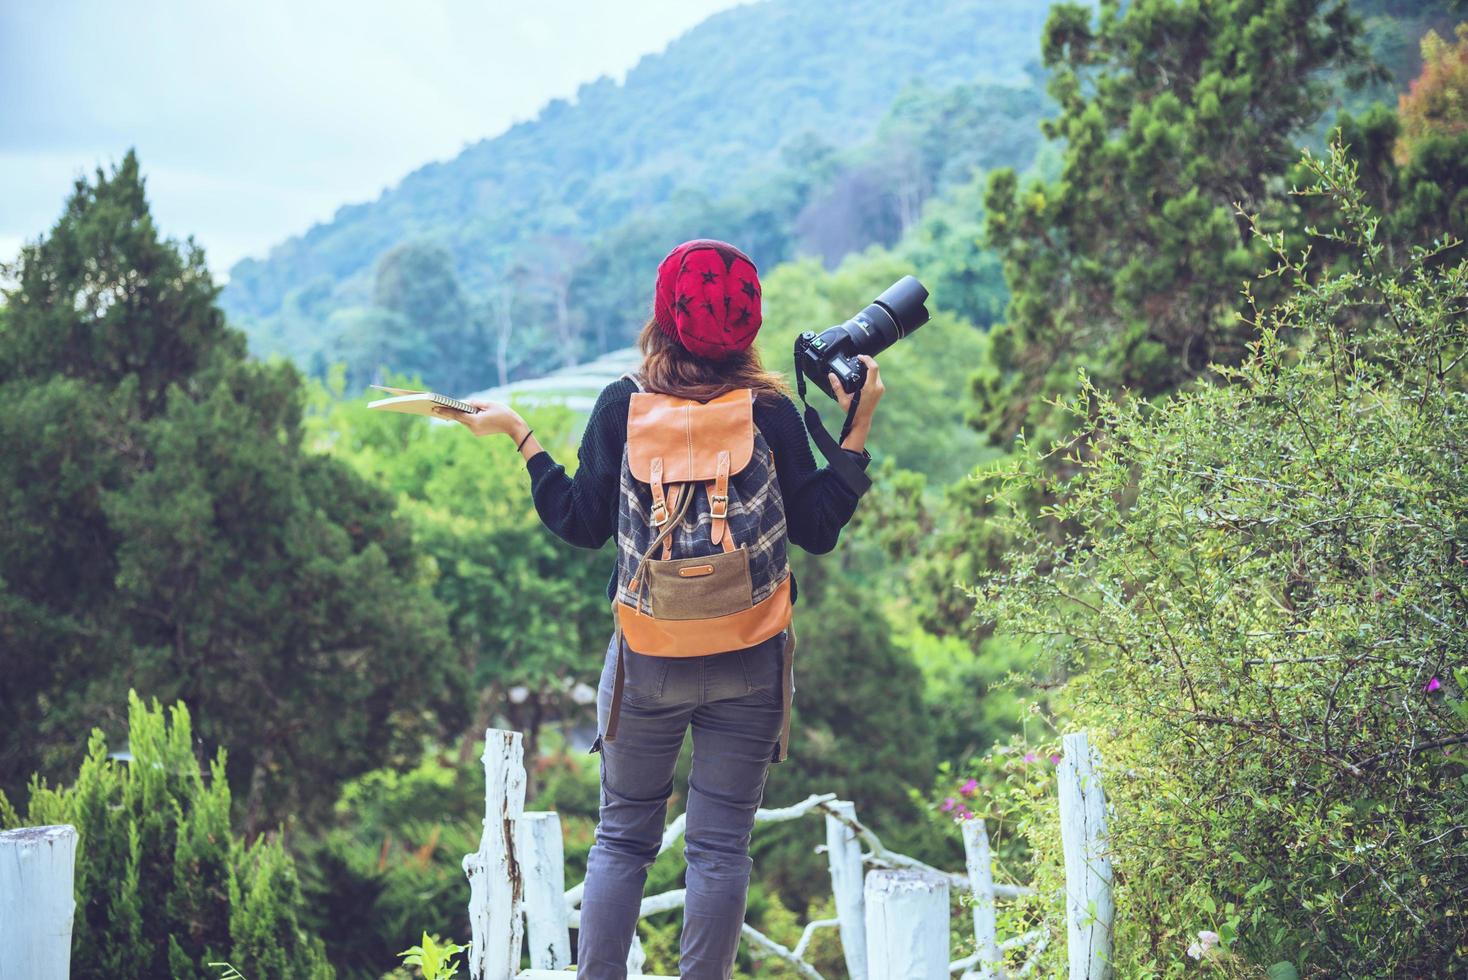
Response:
[1424,677,1442,693]
[1023,752,1038,763]
[940,797,956,812]
[959,777,979,797]
[1049,753,1062,765]
[956,807,971,820]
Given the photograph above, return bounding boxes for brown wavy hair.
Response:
[636,317,792,404]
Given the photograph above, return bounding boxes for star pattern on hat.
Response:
[654,239,762,359]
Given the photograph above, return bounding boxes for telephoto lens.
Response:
[795,275,930,398]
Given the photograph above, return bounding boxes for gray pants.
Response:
[577,628,791,979]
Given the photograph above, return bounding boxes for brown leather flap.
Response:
[627,388,754,483]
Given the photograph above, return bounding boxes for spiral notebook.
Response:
[366,385,477,417]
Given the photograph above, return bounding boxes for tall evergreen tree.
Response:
[977,0,1372,444]
[0,152,460,829]
[0,153,236,416]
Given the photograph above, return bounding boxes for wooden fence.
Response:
[465,729,1115,980]
[0,731,1113,980]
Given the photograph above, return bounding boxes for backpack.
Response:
[595,370,799,764]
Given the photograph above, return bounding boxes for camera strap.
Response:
[792,342,872,497]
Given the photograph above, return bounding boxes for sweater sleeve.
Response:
[524,380,634,550]
[759,392,871,555]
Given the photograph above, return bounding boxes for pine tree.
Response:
[1,692,334,978]
[977,0,1371,444]
[0,153,461,828]
[0,151,238,416]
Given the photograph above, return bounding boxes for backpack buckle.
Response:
[649,456,669,525]
[709,450,731,520]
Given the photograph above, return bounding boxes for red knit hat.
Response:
[653,239,762,360]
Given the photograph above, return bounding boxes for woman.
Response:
[434,238,883,979]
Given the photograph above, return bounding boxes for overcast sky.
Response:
[0,0,748,275]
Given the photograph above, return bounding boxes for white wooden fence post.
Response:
[627,931,648,976]
[960,816,1001,980]
[0,825,77,980]
[516,812,570,970]
[863,869,949,980]
[824,799,868,980]
[1057,732,1113,980]
[463,729,528,980]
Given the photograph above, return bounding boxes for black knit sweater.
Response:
[525,376,871,605]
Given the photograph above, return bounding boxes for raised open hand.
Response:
[431,398,524,439]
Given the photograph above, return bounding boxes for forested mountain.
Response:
[7,0,1468,974]
[220,0,1060,392]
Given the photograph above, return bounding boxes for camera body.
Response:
[795,275,930,398]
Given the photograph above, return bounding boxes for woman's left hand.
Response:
[830,354,884,419]
[432,399,525,439]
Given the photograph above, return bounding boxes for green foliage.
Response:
[305,372,609,767]
[896,617,1037,763]
[1395,22,1468,163]
[0,692,333,979]
[324,241,477,394]
[397,932,468,980]
[895,170,1011,329]
[924,735,1070,977]
[296,740,487,978]
[979,0,1371,446]
[969,143,1467,974]
[0,153,460,831]
[0,151,239,414]
[1330,36,1468,251]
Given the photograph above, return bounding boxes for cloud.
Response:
[0,0,747,270]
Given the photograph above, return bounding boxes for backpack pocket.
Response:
[643,546,753,620]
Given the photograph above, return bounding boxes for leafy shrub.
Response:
[967,141,1468,975]
[297,740,485,978]
[0,691,332,979]
[298,728,604,979]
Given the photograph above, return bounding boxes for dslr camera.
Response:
[794,275,930,398]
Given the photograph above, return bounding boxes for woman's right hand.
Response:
[829,354,884,418]
[432,398,527,439]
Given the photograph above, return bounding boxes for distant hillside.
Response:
[465,346,641,415]
[221,0,1059,392]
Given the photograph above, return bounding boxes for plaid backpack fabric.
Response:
[593,370,799,764]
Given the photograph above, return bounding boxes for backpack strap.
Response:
[649,457,669,528]
[659,483,683,559]
[706,450,736,552]
[603,617,629,744]
[619,370,645,392]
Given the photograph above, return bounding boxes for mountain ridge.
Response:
[220,0,1057,355]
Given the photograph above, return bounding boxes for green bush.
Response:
[297,740,485,978]
[0,692,332,979]
[297,728,604,979]
[967,141,1468,975]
